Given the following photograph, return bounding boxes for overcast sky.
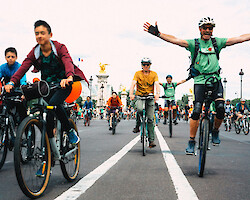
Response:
[0,0,250,100]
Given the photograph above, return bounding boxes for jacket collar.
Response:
[34,40,58,59]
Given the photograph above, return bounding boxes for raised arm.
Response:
[177,79,187,86]
[143,22,189,48]
[226,34,250,46]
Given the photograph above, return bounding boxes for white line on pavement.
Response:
[155,127,199,200]
[54,135,140,200]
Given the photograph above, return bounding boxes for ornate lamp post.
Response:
[89,76,93,98]
[239,69,244,99]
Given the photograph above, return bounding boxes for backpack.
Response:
[163,83,176,91]
[187,38,220,80]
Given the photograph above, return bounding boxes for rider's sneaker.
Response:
[173,119,178,125]
[36,163,46,177]
[149,141,156,148]
[109,126,112,130]
[212,129,220,145]
[185,140,196,155]
[67,128,80,145]
[163,119,167,125]
[132,126,140,133]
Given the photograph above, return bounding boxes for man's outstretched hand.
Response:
[143,22,160,37]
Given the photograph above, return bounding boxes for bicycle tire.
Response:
[60,119,80,181]
[0,129,8,170]
[169,110,172,138]
[141,117,146,156]
[112,116,116,135]
[243,119,249,135]
[14,117,51,199]
[235,122,240,134]
[198,118,209,177]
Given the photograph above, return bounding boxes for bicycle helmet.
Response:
[226,99,230,102]
[198,17,215,27]
[166,75,172,79]
[141,57,152,64]
[241,98,246,101]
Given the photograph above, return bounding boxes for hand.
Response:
[4,84,14,93]
[155,93,160,101]
[60,76,73,88]
[143,22,160,37]
[130,94,135,100]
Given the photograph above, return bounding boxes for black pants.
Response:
[44,85,72,138]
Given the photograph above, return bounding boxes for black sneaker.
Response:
[109,126,112,131]
[163,120,167,125]
[212,129,220,145]
[133,126,140,133]
[173,120,178,125]
[185,140,196,155]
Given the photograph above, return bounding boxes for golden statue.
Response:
[99,63,109,74]
[120,85,126,92]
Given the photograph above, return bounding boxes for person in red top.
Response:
[106,91,123,130]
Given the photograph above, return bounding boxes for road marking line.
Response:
[54,135,140,200]
[155,127,199,200]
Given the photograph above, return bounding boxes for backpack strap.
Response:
[192,38,200,65]
[211,37,219,60]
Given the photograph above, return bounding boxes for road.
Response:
[0,119,250,200]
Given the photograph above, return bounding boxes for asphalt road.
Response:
[0,119,249,200]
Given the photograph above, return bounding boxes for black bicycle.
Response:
[14,82,80,198]
[161,96,175,138]
[197,76,219,177]
[108,106,120,135]
[0,90,22,170]
[136,95,154,156]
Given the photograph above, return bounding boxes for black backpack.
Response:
[163,83,176,91]
[187,38,220,80]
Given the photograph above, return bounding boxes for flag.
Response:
[78,58,83,62]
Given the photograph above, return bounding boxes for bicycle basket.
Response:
[21,80,50,101]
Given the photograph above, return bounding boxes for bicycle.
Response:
[235,112,249,135]
[161,96,175,138]
[0,90,22,170]
[136,94,154,156]
[108,106,120,135]
[197,76,219,177]
[224,113,232,132]
[14,83,80,199]
[84,108,91,126]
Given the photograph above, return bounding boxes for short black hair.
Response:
[34,20,52,34]
[5,47,17,57]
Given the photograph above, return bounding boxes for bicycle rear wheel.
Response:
[14,117,51,199]
[60,119,80,181]
[169,110,172,138]
[198,118,209,177]
[0,128,8,170]
[235,122,240,134]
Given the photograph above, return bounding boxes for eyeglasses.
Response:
[6,56,15,59]
[202,26,213,30]
[142,63,150,66]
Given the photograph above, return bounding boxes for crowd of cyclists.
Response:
[0,16,250,197]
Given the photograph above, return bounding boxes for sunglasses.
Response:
[142,63,150,66]
[202,26,213,30]
[6,56,16,58]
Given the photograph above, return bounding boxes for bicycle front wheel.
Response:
[0,128,8,170]
[112,117,116,135]
[141,118,146,156]
[169,111,172,138]
[243,119,249,135]
[14,117,51,199]
[198,118,209,177]
[60,119,80,181]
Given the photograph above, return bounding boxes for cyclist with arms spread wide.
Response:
[129,57,160,148]
[144,17,250,154]
[5,20,88,149]
[159,75,186,125]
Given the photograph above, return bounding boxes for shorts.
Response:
[164,100,176,108]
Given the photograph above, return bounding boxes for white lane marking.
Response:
[54,135,140,200]
[155,127,199,200]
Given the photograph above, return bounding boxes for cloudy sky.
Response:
[0,0,250,100]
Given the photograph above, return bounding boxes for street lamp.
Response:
[100,84,104,107]
[239,69,244,99]
[223,77,227,99]
[89,76,93,98]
